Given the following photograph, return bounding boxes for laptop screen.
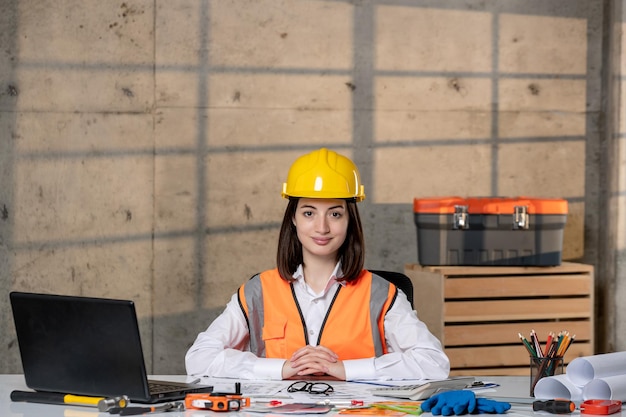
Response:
[10,292,152,400]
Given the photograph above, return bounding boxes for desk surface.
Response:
[0,375,591,417]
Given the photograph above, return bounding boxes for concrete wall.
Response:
[615,0,626,356]
[0,0,623,375]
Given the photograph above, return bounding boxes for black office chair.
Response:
[369,269,414,309]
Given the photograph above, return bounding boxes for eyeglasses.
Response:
[287,381,334,395]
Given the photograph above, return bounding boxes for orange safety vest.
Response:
[237,269,397,360]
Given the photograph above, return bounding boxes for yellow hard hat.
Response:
[281,148,365,201]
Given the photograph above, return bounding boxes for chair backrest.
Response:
[369,270,414,309]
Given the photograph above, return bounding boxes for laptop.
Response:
[10,291,213,403]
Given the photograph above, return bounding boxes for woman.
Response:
[185,148,450,381]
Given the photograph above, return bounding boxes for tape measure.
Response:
[580,400,622,415]
[185,393,250,412]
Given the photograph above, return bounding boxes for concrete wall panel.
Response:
[372,146,493,203]
[208,0,354,69]
[12,114,154,243]
[204,229,278,303]
[14,1,154,112]
[205,152,291,228]
[499,14,587,74]
[376,6,492,72]
[499,112,585,139]
[499,79,586,113]
[155,153,197,232]
[498,141,585,197]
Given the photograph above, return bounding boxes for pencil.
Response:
[558,334,575,357]
[556,332,570,357]
[543,332,553,357]
[519,332,537,358]
[349,380,396,388]
[531,330,543,358]
[567,335,576,353]
[554,331,564,353]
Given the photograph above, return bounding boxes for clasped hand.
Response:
[420,390,511,416]
[282,345,346,380]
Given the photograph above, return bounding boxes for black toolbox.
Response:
[413,197,568,266]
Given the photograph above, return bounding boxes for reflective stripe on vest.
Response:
[238,269,397,360]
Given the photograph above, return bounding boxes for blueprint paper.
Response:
[533,374,583,401]
[582,375,626,401]
[566,352,626,386]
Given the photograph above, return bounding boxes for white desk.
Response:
[0,375,583,417]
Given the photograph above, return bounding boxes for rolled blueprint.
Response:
[533,374,583,401]
[567,352,626,386]
[582,375,626,401]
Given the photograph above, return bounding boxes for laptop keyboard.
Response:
[149,381,187,393]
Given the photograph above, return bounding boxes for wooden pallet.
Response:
[405,262,594,376]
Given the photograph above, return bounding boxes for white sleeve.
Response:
[344,289,451,381]
[184,292,285,380]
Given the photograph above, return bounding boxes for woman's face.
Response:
[293,198,349,262]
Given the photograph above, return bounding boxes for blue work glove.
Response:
[474,398,511,414]
[420,390,477,416]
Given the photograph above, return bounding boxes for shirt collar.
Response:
[292,262,346,287]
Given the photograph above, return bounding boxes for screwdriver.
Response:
[116,401,184,415]
[533,399,576,414]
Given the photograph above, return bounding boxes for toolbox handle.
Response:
[513,206,529,230]
[453,205,469,230]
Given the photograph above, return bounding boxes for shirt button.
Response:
[309,330,315,336]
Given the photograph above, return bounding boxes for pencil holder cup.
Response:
[530,356,564,397]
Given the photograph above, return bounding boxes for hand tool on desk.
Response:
[112,401,184,415]
[185,393,250,411]
[532,399,576,414]
[185,380,251,411]
[580,400,622,415]
[98,396,131,411]
[10,390,129,411]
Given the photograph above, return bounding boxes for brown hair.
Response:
[276,198,365,282]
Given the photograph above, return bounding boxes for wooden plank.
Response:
[444,275,591,298]
[444,298,592,322]
[443,320,592,346]
[415,262,594,277]
[446,343,591,368]
[405,266,444,341]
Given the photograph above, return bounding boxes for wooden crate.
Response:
[405,262,595,376]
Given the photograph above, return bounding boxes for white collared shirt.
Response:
[291,263,345,346]
[185,264,450,381]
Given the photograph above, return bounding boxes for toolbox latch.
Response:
[513,206,529,229]
[453,205,469,230]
